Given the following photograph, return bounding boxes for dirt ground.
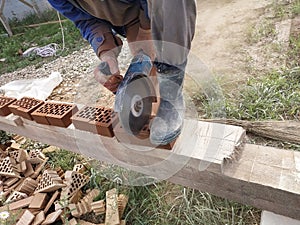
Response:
[191,0,290,92]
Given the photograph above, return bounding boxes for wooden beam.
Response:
[0,115,299,220]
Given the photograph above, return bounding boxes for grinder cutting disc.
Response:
[118,75,154,135]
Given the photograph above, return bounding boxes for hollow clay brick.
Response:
[71,106,118,137]
[16,209,35,225]
[8,97,44,120]
[60,170,89,200]
[41,209,62,225]
[32,102,78,127]
[0,96,16,116]
[34,170,65,194]
[32,211,45,225]
[5,191,28,204]
[8,149,28,163]
[0,156,21,178]
[73,164,86,174]
[28,149,46,164]
[69,189,83,204]
[114,121,175,150]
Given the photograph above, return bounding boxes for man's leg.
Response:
[148,0,196,145]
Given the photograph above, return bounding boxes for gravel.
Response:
[0,41,133,108]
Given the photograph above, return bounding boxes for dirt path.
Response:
[191,0,287,91]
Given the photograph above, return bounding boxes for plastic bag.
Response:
[0,72,63,100]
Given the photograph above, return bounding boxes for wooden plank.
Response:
[1,115,300,220]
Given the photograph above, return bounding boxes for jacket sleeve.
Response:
[47,0,112,55]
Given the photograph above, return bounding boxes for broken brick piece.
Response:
[68,218,78,225]
[105,188,120,225]
[31,158,49,179]
[73,164,86,174]
[44,190,60,214]
[34,170,65,194]
[17,177,38,195]
[91,200,105,215]
[71,106,118,137]
[41,209,62,225]
[69,189,83,204]
[16,209,35,225]
[24,160,34,177]
[8,97,44,120]
[32,211,45,225]
[8,149,28,163]
[5,191,27,204]
[29,193,48,209]
[60,170,89,200]
[0,96,16,116]
[4,177,19,187]
[6,196,34,211]
[28,149,46,164]
[118,194,129,219]
[0,156,20,178]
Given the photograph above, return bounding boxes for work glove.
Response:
[94,34,124,93]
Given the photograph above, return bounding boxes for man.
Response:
[48,0,196,145]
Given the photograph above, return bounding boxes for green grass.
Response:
[225,67,300,120]
[0,10,87,74]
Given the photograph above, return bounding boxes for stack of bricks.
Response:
[0,137,130,224]
[0,96,176,150]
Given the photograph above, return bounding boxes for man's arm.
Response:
[48,0,116,56]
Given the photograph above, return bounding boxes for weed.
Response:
[0,131,11,145]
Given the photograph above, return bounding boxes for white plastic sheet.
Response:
[0,72,63,100]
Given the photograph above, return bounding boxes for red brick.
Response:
[71,106,118,137]
[29,193,48,209]
[32,211,45,225]
[0,96,16,116]
[32,102,78,127]
[8,97,44,120]
[16,209,35,225]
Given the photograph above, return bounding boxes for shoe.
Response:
[150,62,185,145]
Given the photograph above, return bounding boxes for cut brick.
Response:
[6,196,34,211]
[71,106,118,137]
[0,96,16,116]
[118,194,129,219]
[5,191,27,204]
[44,190,60,214]
[28,149,46,164]
[32,102,78,127]
[4,177,19,187]
[60,170,89,200]
[69,189,83,204]
[8,149,28,163]
[42,209,62,225]
[31,158,49,179]
[0,156,20,178]
[35,170,65,194]
[29,193,48,209]
[105,188,120,225]
[91,200,105,215]
[8,97,44,120]
[16,209,35,225]
[32,211,45,225]
[73,164,86,174]
[24,160,34,177]
[17,177,38,195]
